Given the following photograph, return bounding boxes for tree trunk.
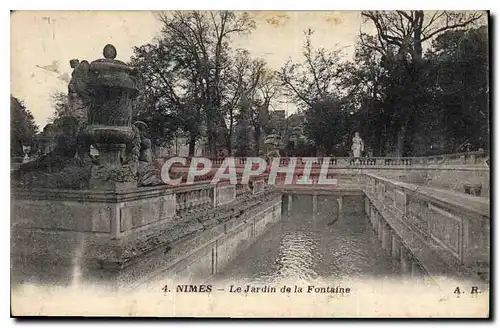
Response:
[206,125,215,155]
[395,127,405,157]
[226,132,232,156]
[227,114,234,156]
[254,125,261,155]
[413,11,424,59]
[395,118,411,157]
[205,108,217,156]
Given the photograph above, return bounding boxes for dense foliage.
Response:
[36,10,488,157]
[11,96,38,158]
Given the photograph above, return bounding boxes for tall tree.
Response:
[360,11,483,60]
[250,68,280,154]
[131,41,202,155]
[222,50,265,155]
[156,11,256,155]
[278,29,347,155]
[359,10,484,156]
[279,29,345,110]
[426,26,489,152]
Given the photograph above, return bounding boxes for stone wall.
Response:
[362,173,490,284]
[11,182,281,290]
[168,200,281,281]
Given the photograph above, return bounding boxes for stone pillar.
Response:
[400,247,412,275]
[381,222,392,255]
[377,215,383,241]
[364,196,370,216]
[213,187,218,208]
[287,194,292,217]
[391,235,401,260]
[312,194,318,220]
[337,197,343,217]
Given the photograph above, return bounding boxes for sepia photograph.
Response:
[10,8,490,318]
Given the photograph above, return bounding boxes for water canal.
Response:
[215,194,396,283]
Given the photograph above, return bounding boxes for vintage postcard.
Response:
[10,10,490,318]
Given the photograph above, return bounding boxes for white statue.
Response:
[22,145,31,163]
[89,145,99,158]
[351,132,364,158]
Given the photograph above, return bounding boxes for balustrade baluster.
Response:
[191,190,198,209]
[193,190,200,208]
[175,193,181,212]
[199,189,204,207]
[204,189,210,208]
[183,192,189,211]
[204,189,209,207]
[198,189,204,208]
[185,192,191,210]
[177,193,184,212]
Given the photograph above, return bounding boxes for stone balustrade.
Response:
[173,184,215,218]
[362,173,489,283]
[214,183,237,207]
[183,150,488,168]
[166,150,489,199]
[236,183,252,200]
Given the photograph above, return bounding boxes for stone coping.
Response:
[10,181,219,203]
[365,191,480,286]
[277,185,363,195]
[366,173,490,218]
[187,150,488,161]
[170,165,489,171]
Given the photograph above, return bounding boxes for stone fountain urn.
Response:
[82,44,139,190]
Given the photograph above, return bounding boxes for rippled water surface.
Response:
[216,194,395,283]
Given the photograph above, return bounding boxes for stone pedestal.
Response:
[381,222,392,255]
[89,145,137,191]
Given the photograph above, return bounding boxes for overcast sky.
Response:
[11,11,370,127]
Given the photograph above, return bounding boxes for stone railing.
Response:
[236,183,252,200]
[173,183,215,219]
[214,183,237,207]
[273,157,413,166]
[166,151,489,198]
[362,173,489,281]
[11,181,253,245]
[171,150,488,169]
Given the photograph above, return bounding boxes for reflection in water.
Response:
[216,194,395,283]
